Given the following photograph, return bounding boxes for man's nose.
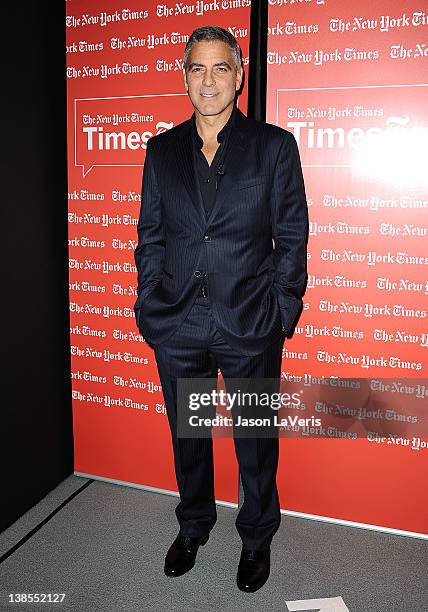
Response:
[202,69,215,86]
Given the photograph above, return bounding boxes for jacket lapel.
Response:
[174,107,248,227]
[207,109,247,226]
[174,119,206,224]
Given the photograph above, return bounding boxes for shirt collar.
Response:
[192,103,237,149]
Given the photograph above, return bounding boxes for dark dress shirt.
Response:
[191,104,237,218]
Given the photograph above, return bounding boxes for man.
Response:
[134,26,308,592]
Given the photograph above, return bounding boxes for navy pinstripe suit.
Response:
[134,105,308,550]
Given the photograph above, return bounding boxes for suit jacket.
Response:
[134,106,308,356]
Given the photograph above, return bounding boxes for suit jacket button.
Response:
[194,270,202,277]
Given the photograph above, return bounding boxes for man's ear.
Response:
[235,67,243,91]
[183,68,188,92]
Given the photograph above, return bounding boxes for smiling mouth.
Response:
[200,92,218,97]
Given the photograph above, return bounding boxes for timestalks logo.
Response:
[288,115,426,150]
[83,121,173,151]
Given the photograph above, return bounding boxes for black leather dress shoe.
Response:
[164,533,209,577]
[236,547,270,592]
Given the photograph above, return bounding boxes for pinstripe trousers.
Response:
[153,291,286,551]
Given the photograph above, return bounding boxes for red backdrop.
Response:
[67,0,428,535]
[67,0,251,505]
[267,0,428,535]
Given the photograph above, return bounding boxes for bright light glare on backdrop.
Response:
[352,117,428,191]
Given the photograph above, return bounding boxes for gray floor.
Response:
[1,475,427,611]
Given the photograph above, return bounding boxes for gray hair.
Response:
[183,26,242,72]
